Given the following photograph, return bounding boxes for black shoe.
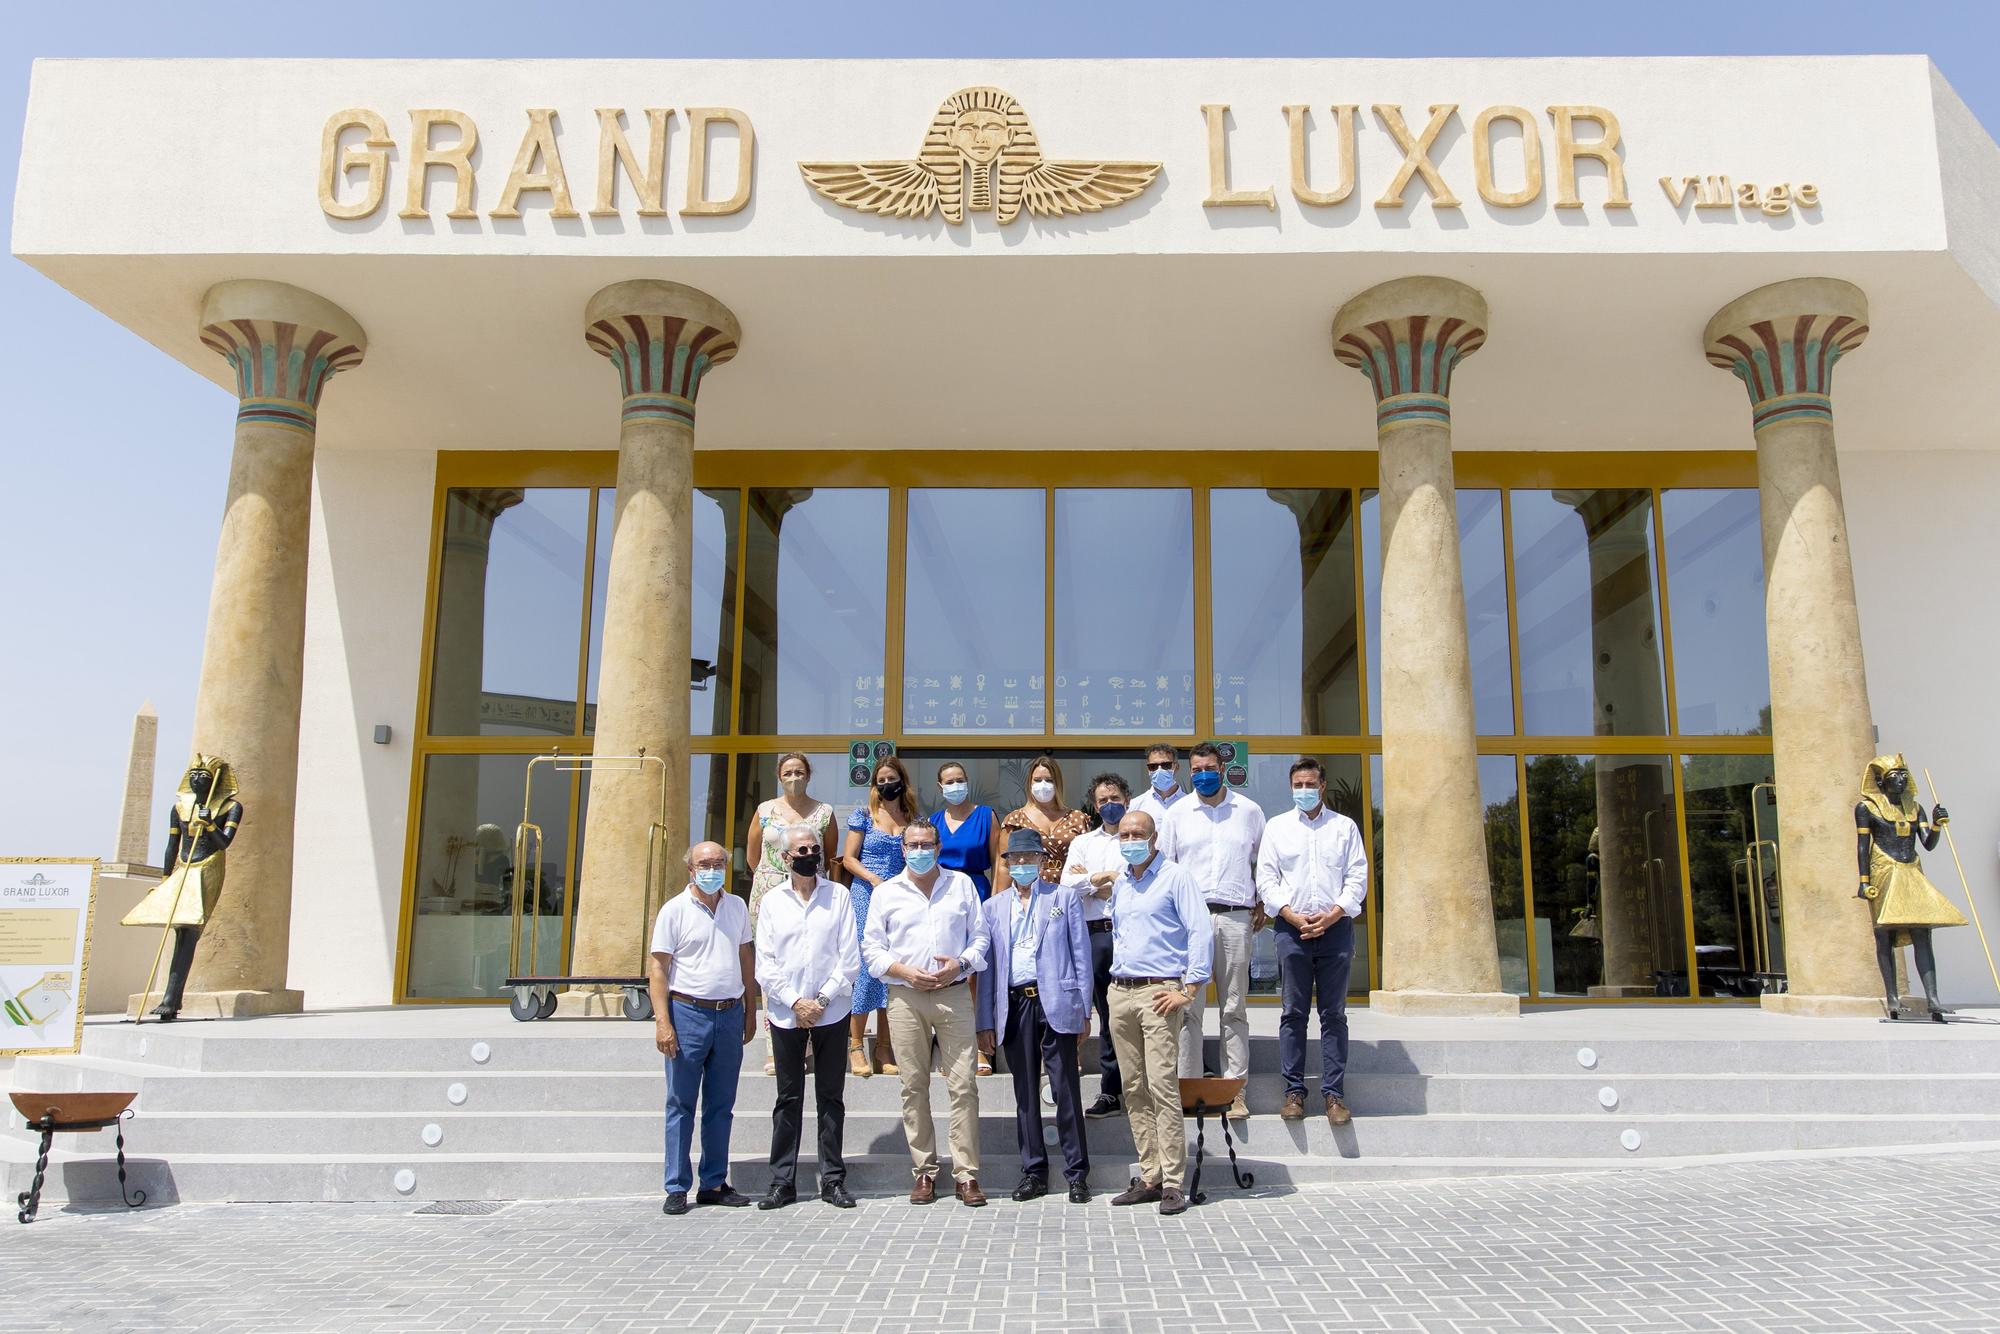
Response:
[1012,1175,1048,1202]
[1067,1181,1091,1204]
[1085,1094,1121,1119]
[758,1183,797,1211]
[1158,1187,1189,1216]
[662,1192,690,1215]
[1110,1177,1162,1206]
[819,1181,857,1209]
[696,1185,753,1207]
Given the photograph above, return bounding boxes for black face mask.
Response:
[790,850,822,877]
[876,780,905,803]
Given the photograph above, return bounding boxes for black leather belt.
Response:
[1086,919,1113,934]
[1010,983,1039,998]
[1207,902,1250,914]
[669,992,739,1010]
[1112,976,1180,989]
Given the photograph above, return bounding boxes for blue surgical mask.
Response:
[940,781,969,805]
[1292,788,1321,813]
[1097,802,1127,829]
[904,847,938,875]
[1191,770,1224,797]
[1008,862,1039,887]
[1149,768,1176,793]
[693,867,726,894]
[1119,841,1151,866]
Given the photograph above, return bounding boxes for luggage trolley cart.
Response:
[502,751,670,1022]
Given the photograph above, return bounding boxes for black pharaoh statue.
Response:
[121,755,242,1021]
[1856,754,1965,1022]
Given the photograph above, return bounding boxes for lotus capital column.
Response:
[1332,277,1516,1017]
[566,280,741,1011]
[1703,278,1879,1017]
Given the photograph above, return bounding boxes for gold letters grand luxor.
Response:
[799,87,1160,223]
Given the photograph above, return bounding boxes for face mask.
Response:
[940,781,969,805]
[1149,768,1176,793]
[1008,862,1039,888]
[1097,802,1127,829]
[693,867,726,895]
[904,847,938,875]
[1191,770,1224,797]
[789,851,822,877]
[1030,780,1056,803]
[781,775,808,796]
[876,780,905,803]
[1291,788,1321,813]
[1119,841,1151,866]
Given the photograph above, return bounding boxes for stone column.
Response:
[565,280,740,1012]
[107,702,161,875]
[1332,277,1517,1017]
[1703,278,1880,1017]
[176,280,366,1017]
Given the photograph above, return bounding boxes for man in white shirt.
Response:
[1062,773,1133,1119]
[1163,742,1266,1117]
[1130,743,1191,858]
[861,822,993,1206]
[1257,757,1369,1127]
[648,840,757,1216]
[754,824,861,1210]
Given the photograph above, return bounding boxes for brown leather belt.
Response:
[1111,976,1180,989]
[669,992,740,1010]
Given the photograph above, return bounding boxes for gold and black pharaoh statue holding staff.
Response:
[1856,754,1965,1022]
[122,754,243,1021]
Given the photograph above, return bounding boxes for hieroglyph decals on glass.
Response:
[800,87,1161,224]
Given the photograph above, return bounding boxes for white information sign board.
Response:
[0,858,98,1056]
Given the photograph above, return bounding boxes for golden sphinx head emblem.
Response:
[801,86,1161,225]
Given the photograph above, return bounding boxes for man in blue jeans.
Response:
[648,840,758,1215]
[1255,758,1369,1126]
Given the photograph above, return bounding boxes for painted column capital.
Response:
[198,280,367,435]
[1703,278,1868,431]
[1331,276,1488,431]
[584,280,742,428]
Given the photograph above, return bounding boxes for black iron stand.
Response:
[1185,1098,1255,1206]
[16,1110,145,1224]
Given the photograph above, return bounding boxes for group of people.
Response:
[645,744,1371,1217]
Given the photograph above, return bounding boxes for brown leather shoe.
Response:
[954,1179,988,1207]
[1280,1092,1306,1120]
[1227,1094,1249,1120]
[1326,1095,1353,1126]
[909,1174,937,1204]
[1110,1177,1163,1206]
[1158,1187,1190,1216]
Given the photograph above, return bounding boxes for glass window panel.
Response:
[406,753,573,999]
[1661,489,1770,736]
[1682,755,1784,997]
[1210,490,1360,736]
[1479,756,1530,997]
[1512,489,1668,738]
[585,487,739,737]
[738,489,889,735]
[1232,752,1368,996]
[428,488,589,738]
[568,755,730,953]
[1362,489,1513,736]
[1525,753,1688,998]
[1053,490,1194,735]
[903,490,1045,734]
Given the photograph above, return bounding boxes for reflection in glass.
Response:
[586,488,739,737]
[1053,490,1194,734]
[904,490,1045,733]
[407,753,572,998]
[1662,490,1770,736]
[428,488,590,737]
[1234,753,1368,996]
[738,489,889,735]
[1478,756,1530,996]
[1210,490,1360,736]
[1526,754,1687,997]
[1683,755,1783,995]
[570,755,730,945]
[1512,489,1667,738]
[1362,490,1513,735]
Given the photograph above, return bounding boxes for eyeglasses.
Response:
[1145,761,1175,771]
[691,859,730,871]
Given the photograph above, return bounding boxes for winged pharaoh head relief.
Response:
[800,86,1161,224]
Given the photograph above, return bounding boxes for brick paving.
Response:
[8,1152,2000,1332]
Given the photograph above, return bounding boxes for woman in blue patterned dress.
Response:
[841,755,917,1077]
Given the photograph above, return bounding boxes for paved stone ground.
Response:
[8,1152,2000,1333]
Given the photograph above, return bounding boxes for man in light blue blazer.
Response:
[977,828,1094,1203]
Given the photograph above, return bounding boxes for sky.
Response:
[4,0,1999,860]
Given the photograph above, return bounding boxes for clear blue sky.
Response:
[4,0,1997,859]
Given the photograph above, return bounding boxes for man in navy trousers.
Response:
[977,828,1094,1202]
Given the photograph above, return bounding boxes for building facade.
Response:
[15,56,2000,1014]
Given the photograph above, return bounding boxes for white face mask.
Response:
[1030,780,1056,803]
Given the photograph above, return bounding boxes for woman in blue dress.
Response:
[929,760,1005,1073]
[841,755,917,1077]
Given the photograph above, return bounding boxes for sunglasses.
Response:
[1145,761,1176,771]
